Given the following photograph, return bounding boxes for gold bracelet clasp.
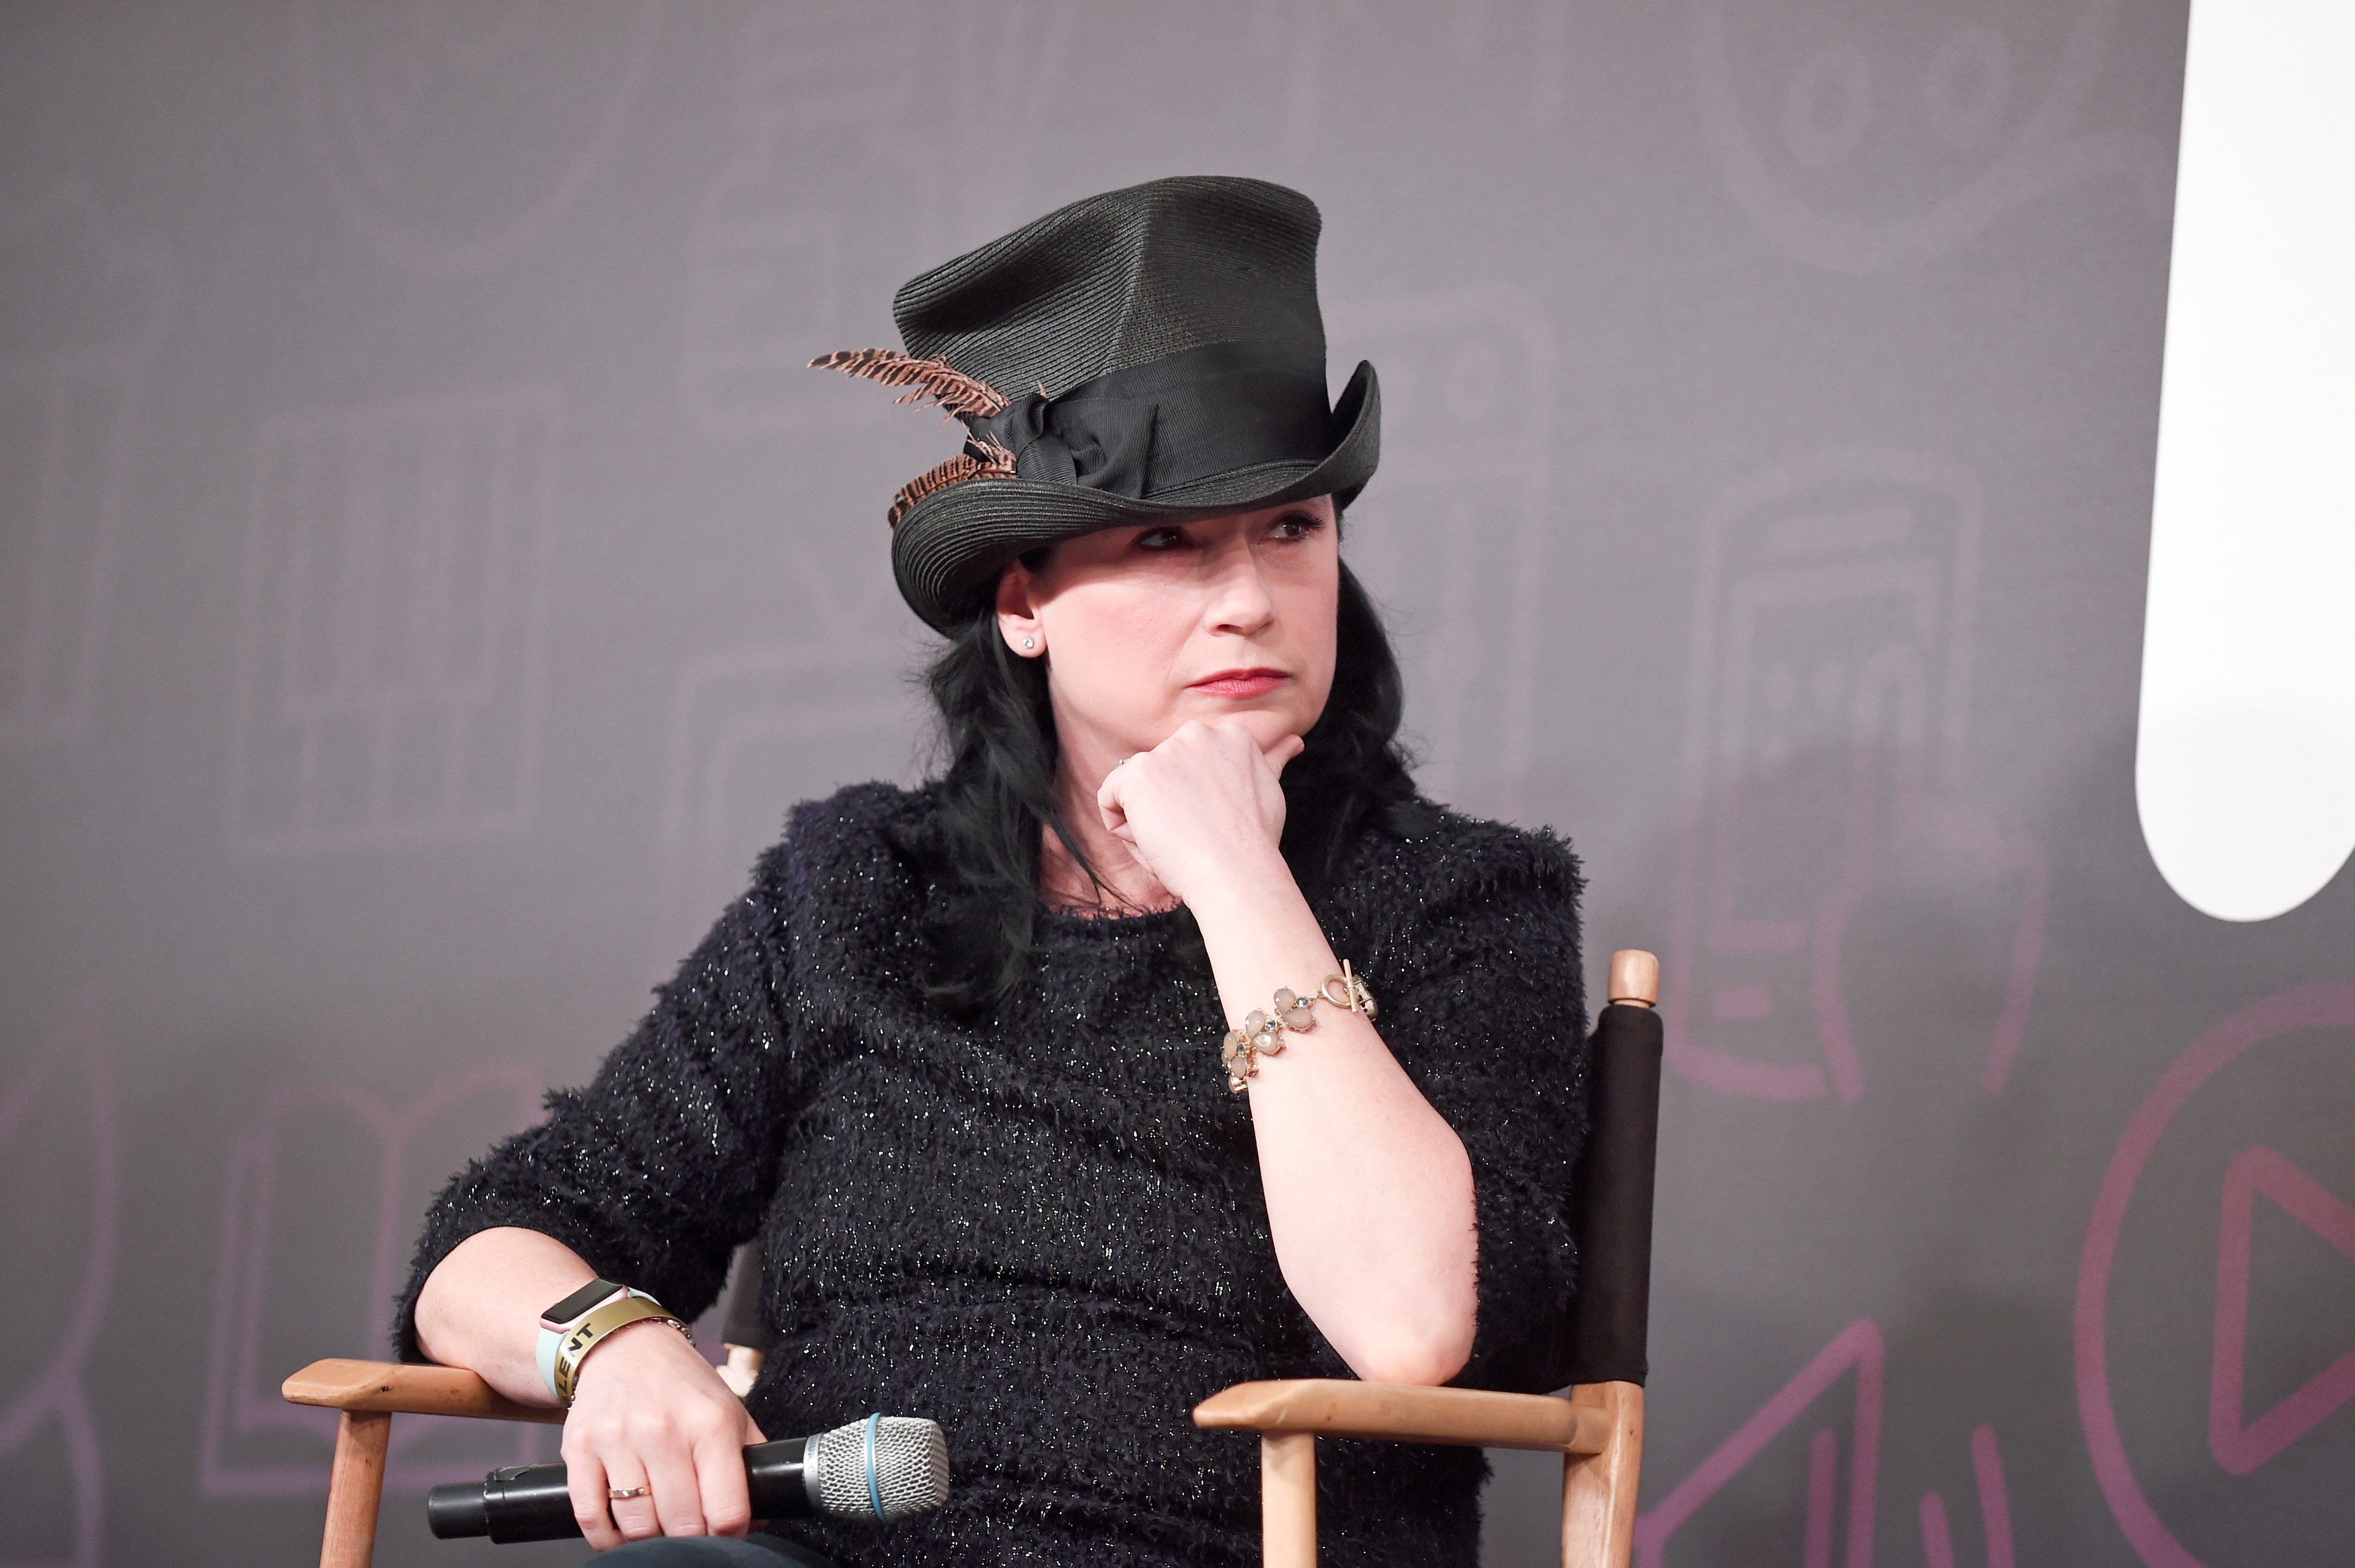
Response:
[1223,960,1377,1093]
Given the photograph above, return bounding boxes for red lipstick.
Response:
[1189,667,1288,699]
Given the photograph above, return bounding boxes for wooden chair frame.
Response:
[282,1361,1642,1568]
[282,1358,561,1568]
[1192,1376,1643,1568]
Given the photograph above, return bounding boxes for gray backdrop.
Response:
[3,3,2347,1565]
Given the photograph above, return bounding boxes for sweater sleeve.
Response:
[1361,823,1589,1393]
[390,846,804,1362]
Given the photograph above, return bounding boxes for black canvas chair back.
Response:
[1561,974,1666,1391]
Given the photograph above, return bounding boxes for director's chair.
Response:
[283,950,1662,1568]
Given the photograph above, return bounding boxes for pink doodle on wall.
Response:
[2075,984,2355,1568]
[0,999,117,1568]
[1667,449,2046,1106]
[2208,1147,2355,1475]
[1918,1425,2015,1568]
[1637,1317,2018,1568]
[1635,1318,1883,1567]
[199,1064,544,1497]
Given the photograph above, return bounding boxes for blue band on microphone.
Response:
[864,1412,883,1519]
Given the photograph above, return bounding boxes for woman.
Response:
[398,176,1589,1567]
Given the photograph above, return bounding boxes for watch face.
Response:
[541,1279,623,1329]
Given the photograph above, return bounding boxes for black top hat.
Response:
[814,176,1380,631]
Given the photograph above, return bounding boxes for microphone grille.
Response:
[807,1414,950,1521]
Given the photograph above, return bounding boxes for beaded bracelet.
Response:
[1221,960,1378,1093]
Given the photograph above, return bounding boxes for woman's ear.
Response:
[995,560,1046,657]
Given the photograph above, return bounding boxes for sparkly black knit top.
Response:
[394,782,1589,1567]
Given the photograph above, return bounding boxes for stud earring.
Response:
[1022,638,1036,651]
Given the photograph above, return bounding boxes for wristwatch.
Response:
[535,1279,686,1405]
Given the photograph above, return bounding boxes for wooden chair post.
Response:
[1261,1431,1317,1568]
[319,1408,392,1568]
[284,1358,566,1567]
[1560,1380,1644,1568]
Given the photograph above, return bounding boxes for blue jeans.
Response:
[594,1535,834,1566]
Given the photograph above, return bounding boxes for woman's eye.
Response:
[1136,528,1188,551]
[1269,512,1322,541]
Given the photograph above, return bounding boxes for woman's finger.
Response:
[565,1445,619,1551]
[610,1493,663,1543]
[1094,765,1128,835]
[1264,733,1307,776]
[694,1417,758,1538]
[644,1434,709,1538]
[605,1449,664,1544]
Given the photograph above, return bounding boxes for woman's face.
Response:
[995,495,1340,771]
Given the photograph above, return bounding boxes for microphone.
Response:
[427,1414,950,1544]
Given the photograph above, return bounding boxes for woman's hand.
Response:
[561,1319,767,1548]
[412,1232,773,1545]
[1094,720,1306,907]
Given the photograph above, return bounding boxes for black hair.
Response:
[901,556,1431,1014]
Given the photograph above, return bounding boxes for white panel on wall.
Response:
[2137,0,2355,922]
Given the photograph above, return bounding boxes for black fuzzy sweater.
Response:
[395,782,1589,1566]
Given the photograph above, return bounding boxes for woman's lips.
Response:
[1189,668,1288,698]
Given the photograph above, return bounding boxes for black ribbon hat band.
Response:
[972,340,1338,504]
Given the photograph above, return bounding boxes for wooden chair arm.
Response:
[1192,1379,1610,1455]
[281,1358,564,1424]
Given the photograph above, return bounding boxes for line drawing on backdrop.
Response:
[226,386,560,854]
[1242,0,1328,161]
[681,3,934,440]
[1666,449,2046,1105]
[1246,0,1572,142]
[1690,0,2169,275]
[0,1000,117,1568]
[678,0,1080,438]
[2077,985,2355,1568]
[293,0,659,276]
[1918,1426,2016,1568]
[1635,1318,1885,1568]
[1323,287,1556,822]
[1635,1318,2020,1568]
[2208,1147,2355,1477]
[199,1067,545,1496]
[666,0,1086,956]
[930,1,1085,250]
[0,182,170,746]
[650,644,921,973]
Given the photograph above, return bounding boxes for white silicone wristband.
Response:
[534,1321,564,1400]
[534,1284,664,1400]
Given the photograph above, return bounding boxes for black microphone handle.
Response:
[428,1437,814,1544]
